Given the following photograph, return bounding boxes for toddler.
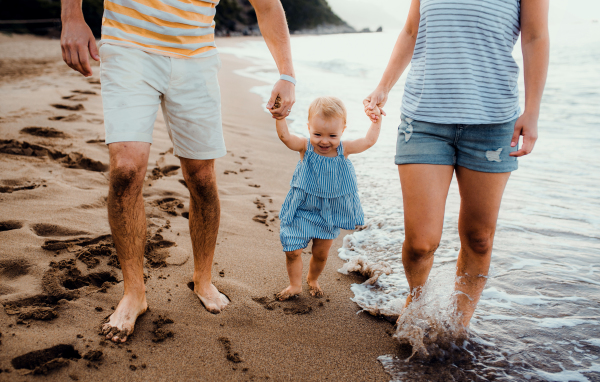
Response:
[275,96,382,300]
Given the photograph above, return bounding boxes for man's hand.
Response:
[363,87,388,123]
[61,16,99,77]
[267,79,295,120]
[510,112,539,157]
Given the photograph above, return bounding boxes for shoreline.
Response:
[0,34,397,381]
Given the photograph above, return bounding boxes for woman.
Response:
[364,0,549,327]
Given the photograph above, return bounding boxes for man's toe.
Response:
[105,326,119,339]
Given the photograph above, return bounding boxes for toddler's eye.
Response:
[314,134,321,137]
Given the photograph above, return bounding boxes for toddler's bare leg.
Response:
[306,238,333,297]
[276,248,303,300]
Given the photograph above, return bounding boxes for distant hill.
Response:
[0,0,352,37]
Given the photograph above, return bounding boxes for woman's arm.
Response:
[276,119,307,152]
[510,0,550,157]
[363,0,421,122]
[344,113,383,156]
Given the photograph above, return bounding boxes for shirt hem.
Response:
[400,108,521,126]
[99,40,218,59]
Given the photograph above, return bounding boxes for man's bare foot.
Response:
[275,285,301,301]
[101,293,148,343]
[306,278,324,298]
[194,282,229,314]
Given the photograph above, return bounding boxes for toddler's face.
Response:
[307,115,345,156]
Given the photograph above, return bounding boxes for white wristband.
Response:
[279,74,296,86]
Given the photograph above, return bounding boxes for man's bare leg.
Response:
[180,158,229,313]
[398,164,454,310]
[102,142,150,343]
[454,166,510,327]
[276,248,303,301]
[306,238,333,297]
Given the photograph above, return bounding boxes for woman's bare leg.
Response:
[399,164,454,307]
[454,166,511,327]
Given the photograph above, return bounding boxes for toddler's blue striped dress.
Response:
[279,141,364,252]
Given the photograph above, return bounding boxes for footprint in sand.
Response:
[0,220,24,232]
[11,344,82,376]
[48,114,82,122]
[223,170,237,175]
[31,223,89,237]
[0,259,30,279]
[218,337,243,363]
[252,196,278,227]
[20,126,68,138]
[71,89,97,95]
[153,197,185,216]
[86,138,105,144]
[148,165,181,180]
[0,179,42,193]
[62,95,88,102]
[51,103,84,111]
[0,140,108,172]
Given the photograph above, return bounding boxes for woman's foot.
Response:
[306,278,324,298]
[275,285,301,301]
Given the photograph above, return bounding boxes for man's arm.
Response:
[249,0,295,120]
[61,0,100,77]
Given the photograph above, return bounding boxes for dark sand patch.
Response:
[72,90,97,95]
[21,126,68,138]
[152,315,174,343]
[153,197,184,216]
[51,103,84,111]
[62,95,88,101]
[11,344,81,375]
[218,337,243,363]
[0,220,23,232]
[48,114,82,122]
[32,223,89,237]
[0,259,30,279]
[283,305,313,315]
[0,139,108,172]
[0,179,41,193]
[252,296,279,311]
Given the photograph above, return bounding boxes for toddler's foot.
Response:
[306,278,324,298]
[276,285,301,301]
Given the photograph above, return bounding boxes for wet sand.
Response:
[0,34,397,381]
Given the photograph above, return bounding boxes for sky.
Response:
[327,0,600,31]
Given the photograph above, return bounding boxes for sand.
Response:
[0,34,398,381]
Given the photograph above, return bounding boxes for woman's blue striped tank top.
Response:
[401,0,522,125]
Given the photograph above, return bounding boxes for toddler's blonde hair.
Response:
[308,96,347,126]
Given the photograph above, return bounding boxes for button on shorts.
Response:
[99,44,226,160]
[395,114,519,173]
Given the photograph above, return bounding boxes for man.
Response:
[60,0,295,343]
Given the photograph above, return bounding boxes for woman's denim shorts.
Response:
[395,114,519,173]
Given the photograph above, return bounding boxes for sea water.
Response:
[219,18,600,382]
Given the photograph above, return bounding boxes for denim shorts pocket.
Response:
[398,115,414,143]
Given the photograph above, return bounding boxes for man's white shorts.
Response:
[99,44,226,160]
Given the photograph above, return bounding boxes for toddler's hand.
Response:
[366,105,384,121]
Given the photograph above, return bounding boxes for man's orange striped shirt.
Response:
[100,0,219,58]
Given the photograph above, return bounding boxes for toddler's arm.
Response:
[276,118,307,152]
[344,107,383,155]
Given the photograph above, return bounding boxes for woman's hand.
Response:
[363,88,388,123]
[510,112,539,157]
